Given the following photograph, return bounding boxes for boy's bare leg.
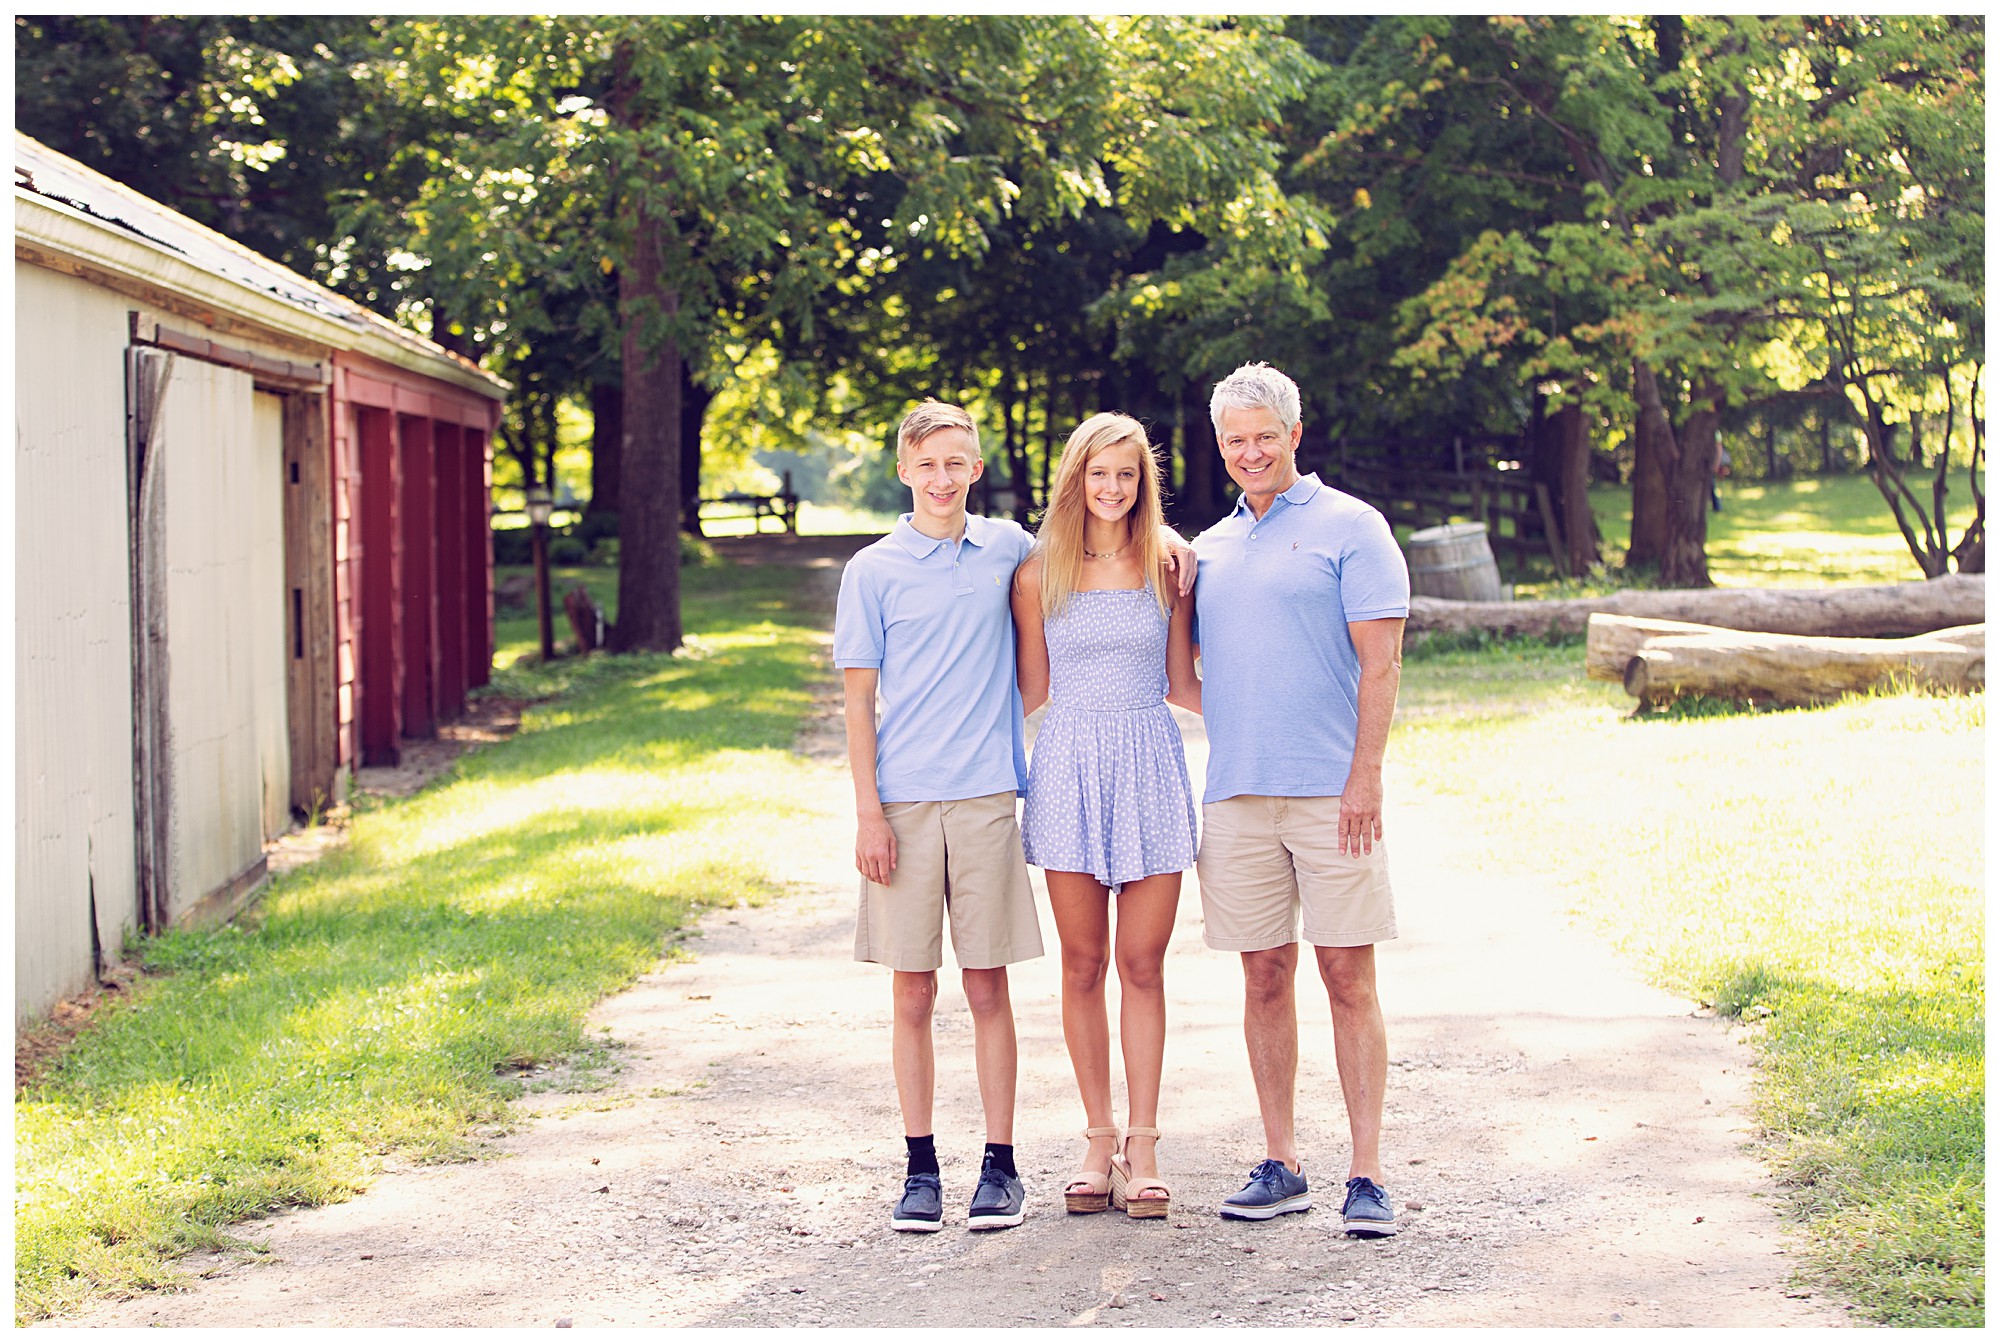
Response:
[1241,944,1302,1170]
[891,970,938,1137]
[960,966,1017,1144]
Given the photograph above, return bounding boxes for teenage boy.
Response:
[834,399,1041,1233]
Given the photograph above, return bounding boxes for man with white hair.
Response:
[1190,361,1409,1237]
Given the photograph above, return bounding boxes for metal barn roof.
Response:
[14,131,506,398]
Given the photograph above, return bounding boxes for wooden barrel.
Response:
[1406,522,1507,601]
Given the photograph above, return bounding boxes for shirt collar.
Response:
[892,512,991,558]
[1229,471,1323,519]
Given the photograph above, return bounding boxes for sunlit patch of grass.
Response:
[14,562,829,1323]
[1392,652,1983,1325]
[699,501,896,538]
[1583,474,1980,589]
[1397,632,1624,723]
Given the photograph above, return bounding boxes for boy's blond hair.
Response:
[897,399,980,461]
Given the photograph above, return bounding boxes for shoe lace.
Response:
[976,1164,1012,1193]
[1249,1158,1291,1185]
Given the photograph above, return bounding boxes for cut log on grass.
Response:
[1593,618,1985,708]
[1585,616,1733,683]
[1409,573,1984,640]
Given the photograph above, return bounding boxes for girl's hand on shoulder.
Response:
[1157,525,1196,597]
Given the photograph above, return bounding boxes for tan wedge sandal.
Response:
[1108,1126,1171,1220]
[1064,1125,1120,1214]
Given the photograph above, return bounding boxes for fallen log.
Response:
[1409,572,1985,640]
[1594,618,1985,708]
[1585,615,1734,682]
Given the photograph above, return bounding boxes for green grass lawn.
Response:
[13,562,829,1324]
[1397,637,1985,1325]
[1589,472,1980,588]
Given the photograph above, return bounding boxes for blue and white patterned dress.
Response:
[1021,588,1198,892]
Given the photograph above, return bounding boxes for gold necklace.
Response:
[1081,540,1129,559]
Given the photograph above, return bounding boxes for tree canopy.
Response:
[16,13,1984,629]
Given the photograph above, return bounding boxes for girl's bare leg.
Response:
[1045,870,1118,1184]
[1113,871,1181,1186]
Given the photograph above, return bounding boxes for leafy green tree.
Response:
[394,15,1323,650]
[1726,15,1983,575]
[13,15,430,308]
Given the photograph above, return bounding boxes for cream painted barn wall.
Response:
[14,265,141,1024]
[159,362,289,918]
[251,391,290,840]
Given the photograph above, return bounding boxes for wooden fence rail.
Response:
[697,470,799,534]
[1326,459,1570,577]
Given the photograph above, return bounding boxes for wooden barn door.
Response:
[148,360,285,924]
[356,406,402,766]
[283,392,338,812]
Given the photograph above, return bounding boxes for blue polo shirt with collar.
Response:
[1192,472,1409,804]
[833,512,1033,803]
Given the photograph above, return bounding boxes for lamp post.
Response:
[525,483,556,663]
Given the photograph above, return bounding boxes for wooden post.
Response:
[1534,481,1568,577]
[532,518,555,662]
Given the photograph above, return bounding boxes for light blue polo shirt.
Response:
[833,513,1033,804]
[1192,473,1409,804]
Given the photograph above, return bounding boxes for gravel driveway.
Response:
[54,552,1853,1329]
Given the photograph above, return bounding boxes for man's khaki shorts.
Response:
[854,792,1044,972]
[1196,794,1397,952]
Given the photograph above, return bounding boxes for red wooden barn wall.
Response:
[330,352,497,770]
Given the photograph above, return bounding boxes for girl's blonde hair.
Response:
[1035,412,1171,620]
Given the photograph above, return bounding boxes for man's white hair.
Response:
[1209,361,1302,432]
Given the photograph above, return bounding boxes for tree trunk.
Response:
[428,299,472,358]
[1593,616,1985,709]
[588,379,622,518]
[1627,360,1673,568]
[609,187,683,653]
[1952,378,1984,573]
[1661,386,1718,587]
[680,360,711,536]
[1853,384,1950,578]
[1040,373,1061,524]
[1180,382,1221,525]
[1407,573,1984,640]
[1555,403,1601,577]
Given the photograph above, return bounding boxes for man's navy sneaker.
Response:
[1218,1158,1311,1220]
[966,1164,1026,1230]
[890,1172,943,1233]
[1341,1176,1398,1237]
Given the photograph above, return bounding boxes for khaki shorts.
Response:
[854,792,1044,972]
[1196,794,1397,952]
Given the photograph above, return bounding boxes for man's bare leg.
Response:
[1315,943,1387,1181]
[1240,944,1301,1170]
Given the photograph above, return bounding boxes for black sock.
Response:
[982,1142,1016,1179]
[905,1134,938,1178]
